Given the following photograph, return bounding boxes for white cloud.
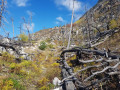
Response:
[56,16,66,25]
[12,0,29,7]
[54,0,81,12]
[56,16,64,22]
[26,10,35,16]
[22,23,35,32]
[55,21,60,25]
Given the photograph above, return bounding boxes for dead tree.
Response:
[57,47,120,90]
[0,37,33,61]
[0,0,8,26]
[29,11,34,40]
[18,23,22,34]
[67,0,75,49]
[84,5,92,47]
[0,0,4,26]
[22,17,31,42]
[11,17,14,38]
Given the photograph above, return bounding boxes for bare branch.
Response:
[84,62,120,81]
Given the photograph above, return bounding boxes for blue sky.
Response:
[1,0,98,37]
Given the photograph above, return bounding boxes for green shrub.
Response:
[109,19,118,29]
[18,33,28,42]
[39,41,47,50]
[3,78,25,90]
[10,63,16,69]
[2,52,15,62]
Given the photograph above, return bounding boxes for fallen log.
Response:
[58,47,120,89]
[0,43,33,60]
[0,43,20,55]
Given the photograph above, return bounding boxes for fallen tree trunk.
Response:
[58,47,120,89]
[0,43,20,55]
[0,42,33,60]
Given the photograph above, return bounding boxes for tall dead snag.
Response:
[11,18,14,38]
[0,0,4,26]
[85,5,91,47]
[29,11,34,40]
[0,0,7,26]
[0,0,9,37]
[0,0,9,39]
[18,23,22,34]
[67,0,75,49]
[22,11,34,43]
[22,17,31,43]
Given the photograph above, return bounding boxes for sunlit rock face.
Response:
[0,47,6,52]
[2,38,10,44]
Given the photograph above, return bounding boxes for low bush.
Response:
[39,41,47,50]
[2,52,15,62]
[18,33,29,42]
[2,78,25,90]
[38,77,49,87]
[48,44,54,49]
[109,19,118,29]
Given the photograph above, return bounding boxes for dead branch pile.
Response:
[57,47,120,90]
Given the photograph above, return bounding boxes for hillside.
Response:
[0,0,120,90]
[75,0,120,51]
[33,0,120,50]
[74,0,120,47]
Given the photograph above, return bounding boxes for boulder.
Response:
[2,38,10,44]
[53,77,61,86]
